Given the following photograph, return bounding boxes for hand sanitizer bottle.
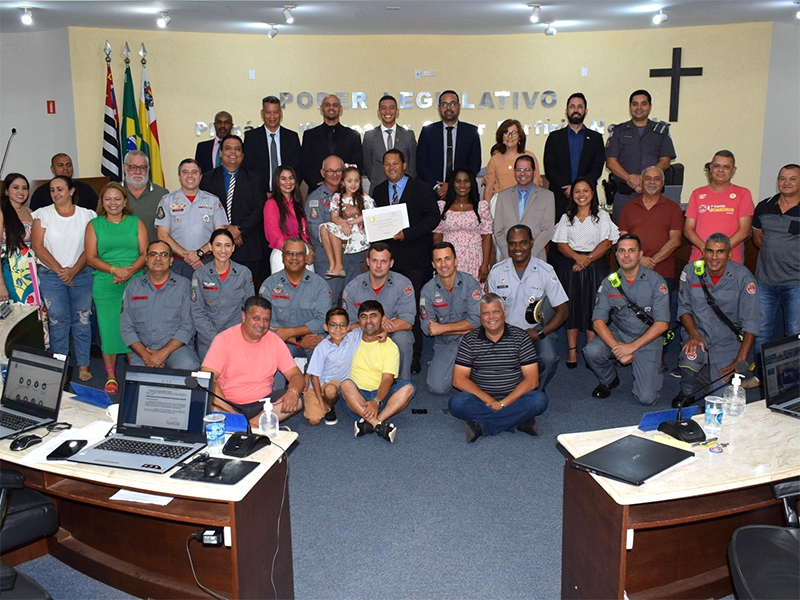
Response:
[258,400,280,439]
[723,373,746,418]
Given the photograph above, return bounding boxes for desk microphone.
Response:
[184,375,271,457]
[0,128,18,179]
[658,360,749,443]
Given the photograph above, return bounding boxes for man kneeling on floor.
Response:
[449,293,549,443]
[202,295,304,426]
[339,300,415,443]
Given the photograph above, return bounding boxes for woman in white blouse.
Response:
[552,177,619,369]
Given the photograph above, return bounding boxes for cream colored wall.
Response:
[69,22,771,197]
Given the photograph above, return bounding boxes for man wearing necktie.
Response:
[362,95,418,187]
[195,111,233,174]
[243,96,301,194]
[492,155,556,262]
[416,90,482,201]
[200,134,268,290]
[372,149,441,373]
[299,94,364,190]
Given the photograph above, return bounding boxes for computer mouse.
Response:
[204,457,225,478]
[10,434,43,451]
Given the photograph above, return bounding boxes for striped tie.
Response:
[226,171,236,222]
[392,183,398,204]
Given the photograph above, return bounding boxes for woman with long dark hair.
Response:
[0,173,38,305]
[552,177,619,368]
[482,119,542,201]
[264,165,313,273]
[433,167,493,283]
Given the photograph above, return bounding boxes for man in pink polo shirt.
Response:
[202,295,304,425]
[684,150,754,264]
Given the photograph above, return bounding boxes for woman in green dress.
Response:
[0,173,38,305]
[85,182,148,394]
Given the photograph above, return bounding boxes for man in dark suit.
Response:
[362,95,417,188]
[199,134,268,290]
[543,93,605,222]
[195,111,233,174]
[416,90,482,200]
[29,153,99,211]
[300,94,363,190]
[243,95,301,194]
[372,149,441,373]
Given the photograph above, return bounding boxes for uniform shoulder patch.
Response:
[190,287,197,302]
[659,283,668,295]
[404,285,413,296]
[472,289,482,301]
[746,282,756,295]
[156,206,165,220]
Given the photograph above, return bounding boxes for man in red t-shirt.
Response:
[202,295,304,425]
[684,150,753,264]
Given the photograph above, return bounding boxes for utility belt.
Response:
[693,260,744,342]
[608,273,674,347]
[611,177,635,196]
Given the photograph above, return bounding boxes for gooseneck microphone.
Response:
[658,360,750,443]
[0,128,18,179]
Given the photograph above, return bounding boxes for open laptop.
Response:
[761,333,800,419]
[0,345,69,440]
[571,435,695,486]
[70,365,212,473]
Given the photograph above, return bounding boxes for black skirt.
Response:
[556,250,610,332]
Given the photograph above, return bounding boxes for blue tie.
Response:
[518,189,529,218]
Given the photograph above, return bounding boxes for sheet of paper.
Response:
[363,204,410,242]
[110,489,173,505]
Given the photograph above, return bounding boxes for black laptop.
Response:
[571,434,695,486]
[761,333,800,419]
[0,345,69,440]
[69,365,212,473]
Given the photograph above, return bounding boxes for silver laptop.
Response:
[0,345,69,440]
[761,333,800,419]
[70,365,212,473]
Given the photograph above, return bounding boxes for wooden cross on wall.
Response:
[649,47,703,122]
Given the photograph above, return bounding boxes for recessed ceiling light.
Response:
[386,6,400,10]
[21,7,33,25]
[529,4,541,24]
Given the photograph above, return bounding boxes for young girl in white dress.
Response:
[319,166,374,279]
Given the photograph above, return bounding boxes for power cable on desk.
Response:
[185,533,230,600]
[269,439,290,600]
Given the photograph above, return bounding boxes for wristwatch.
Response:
[196,249,205,259]
[537,329,547,339]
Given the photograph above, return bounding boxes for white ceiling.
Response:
[1,0,799,36]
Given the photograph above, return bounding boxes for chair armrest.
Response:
[0,470,24,490]
[771,479,800,501]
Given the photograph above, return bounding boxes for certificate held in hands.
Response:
[363,205,410,242]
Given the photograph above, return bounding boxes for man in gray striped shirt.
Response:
[449,293,549,443]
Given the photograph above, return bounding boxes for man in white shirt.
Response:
[362,95,417,187]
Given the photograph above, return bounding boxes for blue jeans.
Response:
[39,266,94,367]
[448,390,549,436]
[339,380,416,421]
[755,282,800,379]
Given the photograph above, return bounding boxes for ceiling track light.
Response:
[267,24,279,38]
[795,1,800,19]
[544,23,556,35]
[156,12,171,28]
[653,9,668,25]
[283,5,295,24]
[528,4,541,24]
[20,7,33,25]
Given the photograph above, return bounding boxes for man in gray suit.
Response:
[362,95,417,187]
[492,155,555,262]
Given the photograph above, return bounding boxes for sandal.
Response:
[104,378,119,395]
[332,270,347,278]
[324,270,336,280]
[78,367,93,381]
[566,347,578,370]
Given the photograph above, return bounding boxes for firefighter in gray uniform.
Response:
[584,234,670,405]
[674,233,760,407]
[420,242,482,395]
[121,241,199,370]
[155,158,228,279]
[342,243,416,381]
[190,231,254,361]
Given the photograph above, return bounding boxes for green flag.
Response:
[121,62,141,160]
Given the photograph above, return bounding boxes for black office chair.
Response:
[0,469,59,600]
[728,479,800,600]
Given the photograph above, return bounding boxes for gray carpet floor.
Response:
[13,332,762,599]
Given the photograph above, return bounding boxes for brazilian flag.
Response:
[121,62,141,160]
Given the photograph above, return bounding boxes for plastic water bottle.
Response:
[723,373,746,418]
[704,396,724,436]
[258,401,279,439]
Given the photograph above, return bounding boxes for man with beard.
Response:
[300,94,363,190]
[122,150,168,242]
[605,90,676,222]
[416,90,482,200]
[543,93,606,222]
[584,234,670,404]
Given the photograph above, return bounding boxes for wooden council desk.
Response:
[558,401,800,600]
[0,397,298,599]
